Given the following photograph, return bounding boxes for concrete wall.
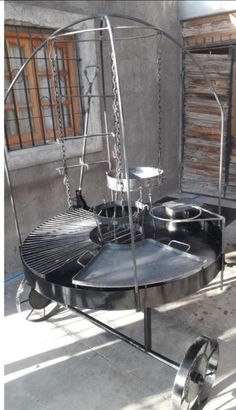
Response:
[179,0,236,20]
[5,0,181,274]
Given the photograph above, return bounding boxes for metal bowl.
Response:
[106,166,164,192]
[149,202,202,233]
[94,200,147,226]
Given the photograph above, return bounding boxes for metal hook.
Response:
[84,65,99,87]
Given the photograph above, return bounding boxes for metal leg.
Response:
[144,307,152,352]
[220,217,226,290]
[69,305,179,371]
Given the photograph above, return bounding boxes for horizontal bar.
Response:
[56,132,114,142]
[56,160,109,172]
[51,26,109,39]
[69,306,179,371]
[54,24,160,40]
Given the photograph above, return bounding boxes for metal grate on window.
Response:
[4,25,82,150]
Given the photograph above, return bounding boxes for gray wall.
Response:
[5,0,181,274]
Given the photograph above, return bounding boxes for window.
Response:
[4,26,82,150]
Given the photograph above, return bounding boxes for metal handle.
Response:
[77,250,96,268]
[168,240,191,252]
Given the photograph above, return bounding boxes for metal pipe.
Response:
[220,216,226,290]
[212,91,225,215]
[69,306,179,371]
[56,132,114,142]
[78,65,99,192]
[144,307,152,352]
[4,149,22,246]
[56,159,109,173]
[51,26,109,39]
[105,15,140,310]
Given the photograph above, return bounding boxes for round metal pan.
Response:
[106,166,163,192]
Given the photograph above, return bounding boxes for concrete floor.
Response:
[4,222,236,410]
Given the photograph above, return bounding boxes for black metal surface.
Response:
[21,206,222,310]
[29,288,51,309]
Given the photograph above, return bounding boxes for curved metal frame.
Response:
[4,14,225,307]
[4,14,225,211]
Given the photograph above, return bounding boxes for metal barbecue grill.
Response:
[5,14,226,410]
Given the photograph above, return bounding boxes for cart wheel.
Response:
[172,336,219,410]
[16,279,60,322]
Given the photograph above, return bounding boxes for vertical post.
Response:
[105,15,140,311]
[220,216,226,290]
[144,307,152,352]
[4,149,22,246]
[214,92,224,215]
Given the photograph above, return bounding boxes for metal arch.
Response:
[4,13,225,239]
[4,13,223,106]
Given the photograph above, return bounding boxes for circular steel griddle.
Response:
[21,207,222,311]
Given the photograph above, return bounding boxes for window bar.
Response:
[63,36,76,136]
[4,40,23,149]
[28,28,47,145]
[55,48,68,139]
[74,36,85,132]
[15,26,35,146]
[41,32,57,141]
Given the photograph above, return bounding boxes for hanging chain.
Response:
[156,34,163,186]
[110,51,125,197]
[49,42,72,210]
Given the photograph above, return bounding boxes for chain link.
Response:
[49,44,72,210]
[110,51,125,197]
[156,35,163,187]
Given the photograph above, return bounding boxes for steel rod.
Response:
[4,149,22,245]
[56,160,109,173]
[78,65,99,192]
[105,15,140,310]
[51,27,109,39]
[221,217,226,290]
[144,307,152,352]
[69,306,179,371]
[56,132,114,142]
